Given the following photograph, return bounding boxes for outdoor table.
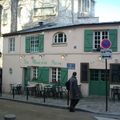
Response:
[44,85,53,97]
[26,84,37,96]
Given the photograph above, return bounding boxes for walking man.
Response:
[69,72,80,112]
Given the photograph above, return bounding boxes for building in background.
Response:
[1,0,98,33]
[0,0,98,68]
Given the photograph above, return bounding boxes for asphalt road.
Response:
[0,99,96,120]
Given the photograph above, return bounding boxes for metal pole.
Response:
[12,87,15,99]
[26,87,28,100]
[43,87,46,103]
[105,59,108,112]
[67,90,69,105]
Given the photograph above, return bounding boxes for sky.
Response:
[95,0,120,22]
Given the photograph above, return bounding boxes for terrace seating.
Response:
[10,83,22,95]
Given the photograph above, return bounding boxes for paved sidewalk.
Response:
[0,94,120,116]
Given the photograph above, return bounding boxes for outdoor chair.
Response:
[111,86,120,101]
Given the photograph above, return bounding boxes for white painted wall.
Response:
[2,24,120,96]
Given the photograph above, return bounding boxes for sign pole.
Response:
[100,38,112,112]
[105,58,108,112]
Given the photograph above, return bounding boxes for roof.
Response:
[2,21,120,37]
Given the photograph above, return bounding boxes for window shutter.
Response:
[39,34,44,52]
[24,67,31,86]
[60,68,68,86]
[109,29,117,52]
[84,30,93,52]
[38,67,49,83]
[25,36,30,53]
[80,63,89,83]
[110,64,120,83]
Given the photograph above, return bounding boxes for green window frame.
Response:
[24,67,68,85]
[25,34,44,53]
[60,68,68,86]
[84,29,117,52]
[38,67,49,84]
[90,69,109,81]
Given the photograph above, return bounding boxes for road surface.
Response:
[0,99,96,120]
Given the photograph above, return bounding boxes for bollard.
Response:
[43,87,46,103]
[67,90,69,105]
[26,87,29,100]
[12,87,15,99]
[4,114,16,120]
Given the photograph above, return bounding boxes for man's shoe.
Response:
[69,109,75,112]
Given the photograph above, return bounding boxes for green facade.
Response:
[25,34,44,53]
[24,67,68,86]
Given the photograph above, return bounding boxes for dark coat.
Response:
[69,76,80,99]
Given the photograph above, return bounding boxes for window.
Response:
[110,64,120,84]
[93,31,109,50]
[31,67,38,81]
[90,69,109,81]
[78,0,90,17]
[25,34,44,53]
[30,36,39,52]
[51,68,61,83]
[2,9,8,25]
[8,37,15,52]
[84,0,89,12]
[53,32,67,44]
[84,29,118,52]
[33,0,57,17]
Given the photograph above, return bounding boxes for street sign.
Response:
[100,49,112,59]
[101,39,112,49]
[100,39,112,112]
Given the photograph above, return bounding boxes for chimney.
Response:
[38,21,44,26]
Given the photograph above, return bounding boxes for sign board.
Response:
[101,39,112,49]
[67,63,75,69]
[100,49,112,59]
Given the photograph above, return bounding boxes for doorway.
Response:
[89,69,109,96]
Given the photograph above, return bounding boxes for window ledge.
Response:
[93,48,101,52]
[52,43,67,47]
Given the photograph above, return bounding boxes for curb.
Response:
[0,97,120,117]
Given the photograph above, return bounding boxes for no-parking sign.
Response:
[100,39,112,49]
[100,39,112,59]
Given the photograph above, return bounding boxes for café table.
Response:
[26,84,37,96]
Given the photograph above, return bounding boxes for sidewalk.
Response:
[0,94,120,116]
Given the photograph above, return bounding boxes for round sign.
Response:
[100,39,112,49]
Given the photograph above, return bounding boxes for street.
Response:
[0,99,96,120]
